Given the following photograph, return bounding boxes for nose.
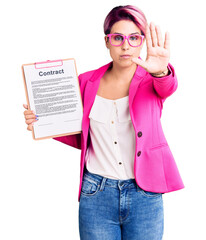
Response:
[121,38,130,50]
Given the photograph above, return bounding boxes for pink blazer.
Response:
[54,61,185,202]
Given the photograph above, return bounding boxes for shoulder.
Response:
[78,61,112,85]
[78,69,95,84]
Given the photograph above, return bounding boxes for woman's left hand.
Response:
[131,22,170,75]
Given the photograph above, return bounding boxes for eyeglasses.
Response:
[106,33,144,47]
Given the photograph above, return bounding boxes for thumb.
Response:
[23,104,28,110]
[131,57,148,70]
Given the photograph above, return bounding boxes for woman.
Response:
[23,5,184,240]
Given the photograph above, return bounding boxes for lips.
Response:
[120,55,131,57]
[120,54,131,59]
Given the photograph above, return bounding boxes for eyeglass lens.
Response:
[110,34,142,47]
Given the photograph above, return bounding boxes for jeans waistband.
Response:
[83,167,141,191]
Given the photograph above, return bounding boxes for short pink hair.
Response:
[103,5,147,36]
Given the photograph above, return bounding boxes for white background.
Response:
[0,0,205,239]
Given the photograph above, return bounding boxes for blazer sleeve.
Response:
[52,73,83,150]
[53,133,82,150]
[152,63,178,102]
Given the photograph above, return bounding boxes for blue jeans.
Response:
[78,167,164,240]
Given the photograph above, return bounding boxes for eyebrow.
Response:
[113,32,140,35]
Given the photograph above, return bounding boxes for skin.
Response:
[23,20,170,131]
[104,20,144,85]
[104,20,170,85]
[23,106,37,131]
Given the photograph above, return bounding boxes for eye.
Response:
[114,34,123,41]
[129,35,140,41]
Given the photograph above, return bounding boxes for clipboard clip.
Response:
[35,59,63,69]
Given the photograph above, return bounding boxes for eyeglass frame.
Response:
[106,33,145,47]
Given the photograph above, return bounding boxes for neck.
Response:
[108,61,137,84]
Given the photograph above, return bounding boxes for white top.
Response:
[85,94,136,180]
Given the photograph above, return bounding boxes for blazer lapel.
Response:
[82,60,146,144]
[81,62,111,142]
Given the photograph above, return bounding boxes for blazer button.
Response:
[137,151,141,157]
[137,131,142,137]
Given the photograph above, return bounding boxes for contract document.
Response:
[22,58,83,140]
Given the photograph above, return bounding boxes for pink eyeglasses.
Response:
[106,33,144,47]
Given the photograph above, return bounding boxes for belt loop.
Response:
[136,182,140,192]
[99,177,107,191]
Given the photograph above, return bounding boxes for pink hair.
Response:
[103,5,147,36]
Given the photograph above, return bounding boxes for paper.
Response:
[22,58,83,140]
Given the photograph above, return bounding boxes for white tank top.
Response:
[85,94,136,180]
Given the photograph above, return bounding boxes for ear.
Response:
[105,36,109,49]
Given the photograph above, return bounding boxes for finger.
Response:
[164,31,170,50]
[24,110,35,116]
[150,22,158,47]
[25,113,37,120]
[145,24,152,49]
[23,104,28,110]
[23,104,35,115]
[25,118,38,125]
[27,123,33,131]
[131,57,148,71]
[155,25,163,47]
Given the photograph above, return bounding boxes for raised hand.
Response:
[132,22,170,75]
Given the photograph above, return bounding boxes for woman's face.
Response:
[105,20,145,68]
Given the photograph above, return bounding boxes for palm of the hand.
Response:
[132,22,170,74]
[144,45,170,73]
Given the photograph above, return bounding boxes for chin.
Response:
[118,59,134,68]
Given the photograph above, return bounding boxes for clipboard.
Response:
[22,58,83,140]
